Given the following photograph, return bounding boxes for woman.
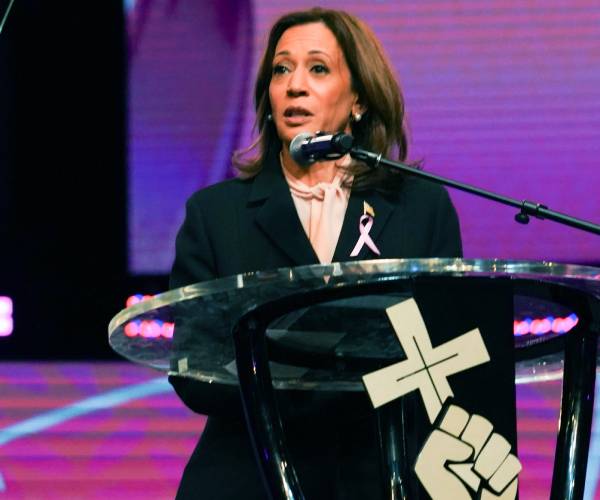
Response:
[170,7,462,499]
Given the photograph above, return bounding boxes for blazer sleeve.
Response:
[430,187,463,258]
[170,193,218,289]
[169,192,228,416]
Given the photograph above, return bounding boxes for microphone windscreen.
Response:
[289,132,314,167]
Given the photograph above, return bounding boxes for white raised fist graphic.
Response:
[414,403,521,500]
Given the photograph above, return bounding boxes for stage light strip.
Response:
[125,295,580,339]
[126,294,153,307]
[0,377,170,447]
[124,319,174,338]
[513,314,578,336]
[0,296,13,337]
[125,294,174,338]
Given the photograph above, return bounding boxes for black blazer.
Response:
[170,152,462,289]
[169,151,462,499]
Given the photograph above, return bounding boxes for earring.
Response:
[266,113,273,122]
[353,112,362,122]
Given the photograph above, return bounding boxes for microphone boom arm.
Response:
[349,146,600,236]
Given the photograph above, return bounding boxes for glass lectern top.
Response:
[108,259,600,390]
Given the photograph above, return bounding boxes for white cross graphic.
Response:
[362,298,490,423]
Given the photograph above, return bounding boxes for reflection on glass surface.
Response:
[108,259,600,389]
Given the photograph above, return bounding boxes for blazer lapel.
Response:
[250,154,319,266]
[333,189,396,262]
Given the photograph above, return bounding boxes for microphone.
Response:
[289,132,354,167]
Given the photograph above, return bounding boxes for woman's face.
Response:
[269,22,361,148]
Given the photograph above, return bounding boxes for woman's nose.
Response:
[286,68,309,97]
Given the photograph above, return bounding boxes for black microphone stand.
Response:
[349,146,600,236]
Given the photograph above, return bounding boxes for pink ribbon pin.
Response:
[350,214,381,257]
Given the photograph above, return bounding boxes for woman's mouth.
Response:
[283,107,313,117]
[282,107,313,126]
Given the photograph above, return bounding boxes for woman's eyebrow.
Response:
[274,49,332,58]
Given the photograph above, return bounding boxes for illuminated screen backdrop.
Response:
[126,0,600,274]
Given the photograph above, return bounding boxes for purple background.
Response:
[127,0,600,274]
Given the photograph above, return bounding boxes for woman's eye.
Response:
[311,64,329,74]
[272,64,289,75]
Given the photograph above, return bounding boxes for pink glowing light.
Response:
[123,294,174,340]
[513,314,578,336]
[126,295,142,307]
[123,319,174,339]
[161,322,174,339]
[125,294,155,308]
[530,318,551,335]
[140,320,161,338]
[0,318,13,337]
[513,320,530,337]
[0,296,12,315]
[124,321,140,337]
[0,296,13,337]
[124,292,579,342]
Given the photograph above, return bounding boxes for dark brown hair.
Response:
[233,7,413,191]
